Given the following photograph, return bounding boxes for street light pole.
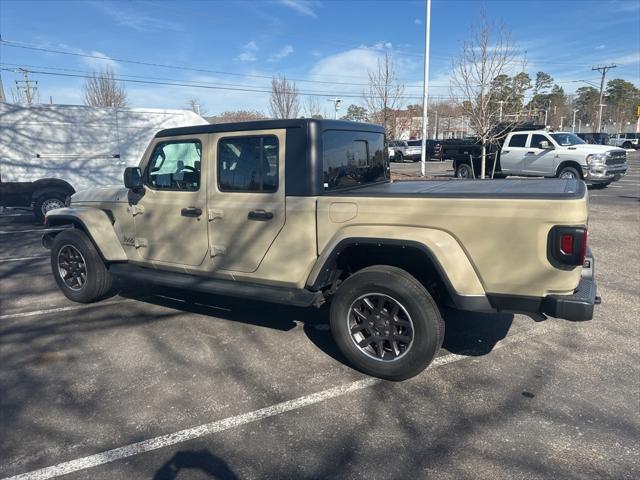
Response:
[499,100,504,121]
[420,0,431,177]
[327,98,342,119]
[572,109,578,133]
[560,116,565,130]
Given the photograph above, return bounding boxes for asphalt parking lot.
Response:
[1,152,638,480]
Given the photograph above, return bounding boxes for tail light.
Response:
[548,226,588,267]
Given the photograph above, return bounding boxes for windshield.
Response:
[550,133,586,146]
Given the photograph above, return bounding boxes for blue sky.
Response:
[0,0,638,116]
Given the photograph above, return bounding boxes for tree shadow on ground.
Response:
[153,449,238,480]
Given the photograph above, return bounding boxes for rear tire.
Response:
[330,265,444,381]
[395,152,404,163]
[622,141,632,149]
[50,229,112,303]
[455,163,474,179]
[34,191,67,224]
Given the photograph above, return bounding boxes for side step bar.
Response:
[109,263,324,308]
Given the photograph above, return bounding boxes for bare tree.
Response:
[450,11,521,178]
[363,51,405,138]
[269,75,299,119]
[83,67,127,107]
[303,95,324,118]
[207,110,269,124]
[186,98,208,116]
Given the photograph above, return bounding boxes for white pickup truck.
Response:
[453,130,628,187]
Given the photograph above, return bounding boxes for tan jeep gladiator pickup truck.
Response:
[42,119,599,380]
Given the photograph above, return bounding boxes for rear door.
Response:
[499,133,529,173]
[207,129,286,273]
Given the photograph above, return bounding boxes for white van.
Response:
[0,103,206,221]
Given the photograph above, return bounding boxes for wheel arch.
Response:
[307,235,492,312]
[31,178,76,202]
[44,207,127,262]
[555,160,584,179]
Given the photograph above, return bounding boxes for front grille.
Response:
[607,151,626,165]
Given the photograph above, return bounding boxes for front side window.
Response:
[218,135,278,192]
[323,130,387,191]
[147,140,201,191]
[530,134,550,149]
[508,134,527,147]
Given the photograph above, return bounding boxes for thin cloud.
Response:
[97,1,182,32]
[235,41,259,62]
[279,0,319,18]
[269,45,294,62]
[414,18,422,25]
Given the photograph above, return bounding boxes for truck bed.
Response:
[335,179,585,200]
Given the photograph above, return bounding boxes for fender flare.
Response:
[307,228,492,312]
[44,207,127,262]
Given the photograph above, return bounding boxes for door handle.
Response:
[248,210,274,221]
[181,207,202,217]
[526,151,535,154]
[502,150,509,154]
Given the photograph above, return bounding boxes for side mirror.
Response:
[539,141,553,150]
[124,167,143,190]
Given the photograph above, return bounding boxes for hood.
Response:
[562,144,625,154]
[71,186,129,203]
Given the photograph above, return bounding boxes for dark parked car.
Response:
[577,133,610,145]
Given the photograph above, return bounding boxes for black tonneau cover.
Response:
[333,179,585,200]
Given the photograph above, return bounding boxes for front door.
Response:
[521,133,556,175]
[132,135,209,266]
[207,130,286,273]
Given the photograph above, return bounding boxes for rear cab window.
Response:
[322,130,387,191]
[508,134,528,148]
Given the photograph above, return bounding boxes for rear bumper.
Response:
[541,277,599,321]
[487,250,599,321]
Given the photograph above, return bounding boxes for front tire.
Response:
[557,165,581,180]
[34,192,67,224]
[622,142,632,149]
[330,265,444,381]
[51,229,112,303]
[395,152,404,163]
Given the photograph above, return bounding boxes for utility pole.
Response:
[14,68,38,104]
[327,98,342,119]
[572,109,579,133]
[560,116,566,130]
[420,0,431,176]
[578,119,582,133]
[0,72,6,102]
[498,100,505,121]
[593,64,616,133]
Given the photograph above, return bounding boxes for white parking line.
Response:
[0,299,132,321]
[0,255,48,263]
[1,327,548,480]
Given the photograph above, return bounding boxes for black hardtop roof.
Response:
[155,118,385,138]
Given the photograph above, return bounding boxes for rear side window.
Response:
[146,140,201,191]
[323,130,387,191]
[508,134,527,147]
[218,136,279,192]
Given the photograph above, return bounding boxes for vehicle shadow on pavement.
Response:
[119,284,515,368]
[153,449,238,480]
